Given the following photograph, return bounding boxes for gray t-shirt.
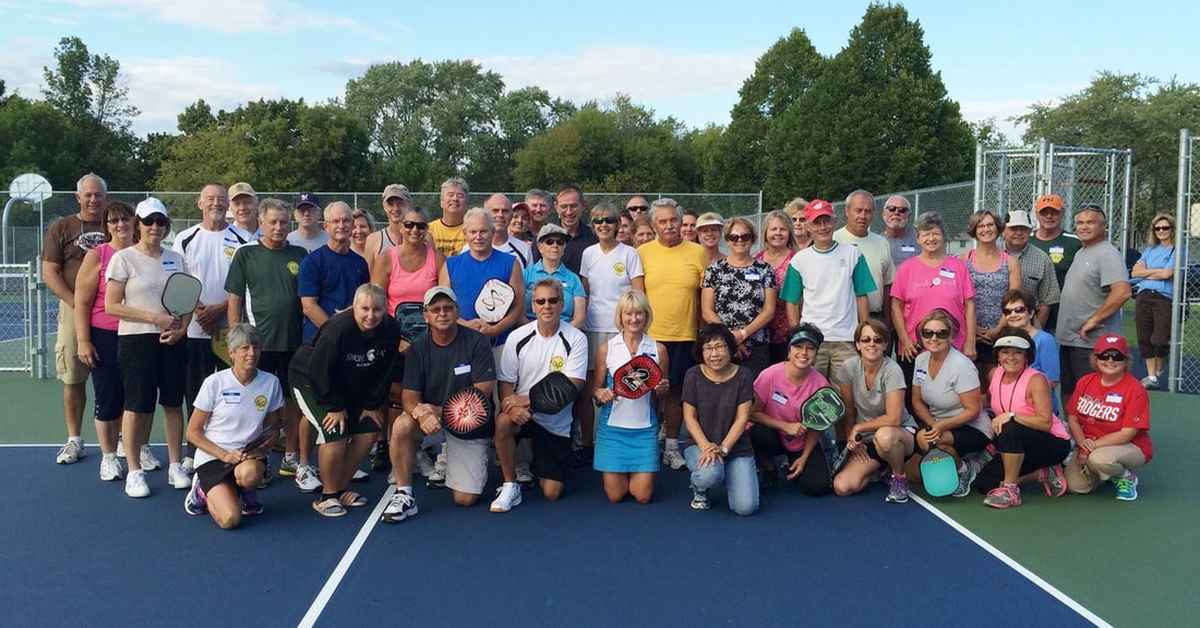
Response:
[913,349,991,436]
[287,229,330,254]
[838,356,916,430]
[887,227,919,267]
[1055,240,1128,349]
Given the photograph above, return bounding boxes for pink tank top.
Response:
[387,244,438,312]
[989,367,1070,440]
[91,243,120,331]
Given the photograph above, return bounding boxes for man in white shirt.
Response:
[833,189,895,330]
[287,192,330,253]
[462,194,531,268]
[228,182,261,241]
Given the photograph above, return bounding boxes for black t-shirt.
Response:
[403,324,496,439]
[289,311,401,412]
[680,364,755,457]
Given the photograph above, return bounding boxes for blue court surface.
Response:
[3,445,1098,628]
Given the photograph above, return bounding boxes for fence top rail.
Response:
[6,190,761,198]
[1046,146,1134,156]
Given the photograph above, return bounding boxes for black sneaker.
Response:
[370,442,391,472]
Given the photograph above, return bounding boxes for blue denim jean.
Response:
[684,445,759,516]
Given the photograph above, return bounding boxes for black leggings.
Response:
[749,424,832,496]
[973,421,1070,492]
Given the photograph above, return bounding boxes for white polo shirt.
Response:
[580,242,644,333]
[498,320,588,436]
[192,368,284,467]
[173,223,248,339]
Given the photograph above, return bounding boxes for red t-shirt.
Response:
[1068,372,1153,461]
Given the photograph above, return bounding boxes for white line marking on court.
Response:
[0,442,172,447]
[910,494,1112,628]
[297,485,395,628]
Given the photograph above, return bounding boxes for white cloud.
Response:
[123,56,280,134]
[0,36,54,99]
[59,0,361,33]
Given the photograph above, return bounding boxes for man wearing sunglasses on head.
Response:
[1030,194,1081,331]
[881,195,918,267]
[1054,203,1130,403]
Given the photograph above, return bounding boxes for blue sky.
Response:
[1,0,1195,141]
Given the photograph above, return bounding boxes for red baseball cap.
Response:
[1092,334,1130,356]
[804,199,834,222]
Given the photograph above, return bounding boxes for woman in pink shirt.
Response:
[891,212,977,361]
[755,211,797,364]
[73,200,137,482]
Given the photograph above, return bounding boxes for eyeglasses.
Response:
[541,238,566,247]
[425,305,455,315]
[1154,225,1172,232]
[106,216,131,224]
[627,205,649,213]
[1001,306,1028,315]
[139,215,168,227]
[920,328,951,340]
[857,336,885,345]
[592,217,618,225]
[1095,352,1126,362]
[726,233,754,243]
[702,343,729,354]
[884,205,909,214]
[533,297,561,306]
[403,221,428,231]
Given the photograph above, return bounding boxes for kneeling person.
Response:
[491,279,588,512]
[383,287,496,522]
[290,284,401,517]
[185,324,284,529]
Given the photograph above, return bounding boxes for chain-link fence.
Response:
[0,263,38,374]
[1169,129,1200,394]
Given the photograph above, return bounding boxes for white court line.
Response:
[297,485,395,628]
[909,494,1112,628]
[0,442,172,447]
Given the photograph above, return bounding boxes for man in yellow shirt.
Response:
[429,177,469,258]
[638,198,707,469]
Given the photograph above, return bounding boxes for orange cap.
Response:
[1035,194,1064,212]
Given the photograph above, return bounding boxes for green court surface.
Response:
[3,373,1193,627]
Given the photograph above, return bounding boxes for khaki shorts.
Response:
[813,341,856,385]
[55,300,89,385]
[444,433,489,495]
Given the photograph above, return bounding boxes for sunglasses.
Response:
[1154,225,1172,232]
[106,216,132,224]
[1002,305,1028,315]
[1095,352,1126,362]
[139,215,168,227]
[533,297,561,306]
[403,221,428,231]
[857,336,885,345]
[541,238,566,247]
[884,205,909,214]
[627,205,649,213]
[726,233,754,243]
[592,217,618,225]
[920,328,951,340]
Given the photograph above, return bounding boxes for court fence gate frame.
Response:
[0,263,48,377]
[1170,129,1200,394]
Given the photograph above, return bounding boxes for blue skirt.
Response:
[594,415,659,473]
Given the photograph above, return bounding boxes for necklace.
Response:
[997,367,1026,416]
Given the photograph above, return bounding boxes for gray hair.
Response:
[324,201,352,222]
[258,197,291,218]
[463,207,494,232]
[914,211,945,235]
[354,283,387,309]
[404,206,430,222]
[590,202,619,220]
[651,197,680,218]
[844,189,875,209]
[525,189,551,204]
[76,173,108,193]
[226,323,261,352]
[441,176,470,196]
[351,207,375,228]
[532,277,564,300]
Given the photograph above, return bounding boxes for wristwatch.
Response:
[719,445,730,457]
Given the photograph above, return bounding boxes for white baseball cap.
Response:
[135,197,168,219]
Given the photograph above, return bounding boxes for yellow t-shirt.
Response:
[428,220,465,259]
[638,239,707,341]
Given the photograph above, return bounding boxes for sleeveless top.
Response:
[446,249,517,343]
[756,249,795,344]
[91,243,120,331]
[598,333,660,430]
[966,249,1009,329]
[386,244,437,313]
[988,367,1070,440]
[375,226,401,255]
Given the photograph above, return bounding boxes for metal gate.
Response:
[1169,129,1199,393]
[974,139,1134,251]
[0,262,48,377]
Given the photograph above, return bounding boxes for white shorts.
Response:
[444,433,489,495]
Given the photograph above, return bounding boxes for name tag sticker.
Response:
[745,272,761,281]
[1105,393,1124,404]
[453,364,471,375]
[221,390,242,405]
[914,369,929,385]
[901,245,916,253]
[938,268,955,279]
[162,259,178,271]
[771,391,789,405]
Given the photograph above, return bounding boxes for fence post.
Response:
[1169,129,1190,393]
[973,143,984,212]
[757,190,763,216]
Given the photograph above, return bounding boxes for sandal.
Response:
[312,497,347,517]
[339,491,368,507]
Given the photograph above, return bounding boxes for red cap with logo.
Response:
[804,199,834,222]
[1092,334,1130,356]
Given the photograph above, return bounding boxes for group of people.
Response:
[44,174,1156,529]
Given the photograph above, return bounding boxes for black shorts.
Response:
[196,459,238,493]
[185,337,222,413]
[943,425,991,456]
[294,384,379,444]
[118,333,186,413]
[258,351,295,399]
[663,341,695,389]
[516,421,572,483]
[90,327,124,421]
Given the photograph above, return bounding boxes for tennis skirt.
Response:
[594,419,659,474]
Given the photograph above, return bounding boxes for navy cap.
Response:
[296,192,321,209]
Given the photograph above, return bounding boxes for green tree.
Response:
[0,94,78,193]
[177,99,216,135]
[765,3,973,206]
[42,36,139,132]
[711,28,825,192]
[468,86,576,190]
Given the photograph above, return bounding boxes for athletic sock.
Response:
[102,452,116,461]
[68,436,83,445]
[665,438,679,451]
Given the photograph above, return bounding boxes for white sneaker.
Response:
[56,439,83,464]
[387,470,396,485]
[295,464,322,493]
[515,464,534,484]
[662,448,686,470]
[428,450,448,483]
[490,482,522,513]
[125,470,150,498]
[381,490,418,523]
[181,456,194,475]
[169,463,191,489]
[139,445,162,471]
[99,454,124,481]
[352,468,369,482]
[116,437,125,458]
[415,449,436,478]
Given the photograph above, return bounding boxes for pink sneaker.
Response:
[983,483,1022,509]
[1037,465,1067,497]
